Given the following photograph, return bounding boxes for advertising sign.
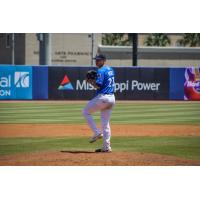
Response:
[48,67,96,100]
[184,67,200,100]
[48,66,169,100]
[114,67,169,100]
[0,66,32,99]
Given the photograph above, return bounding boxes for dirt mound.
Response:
[0,151,199,166]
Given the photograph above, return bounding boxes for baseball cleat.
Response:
[89,133,103,143]
[95,147,112,153]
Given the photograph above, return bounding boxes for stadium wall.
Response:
[169,68,185,100]
[32,66,48,99]
[0,65,199,100]
[0,65,32,99]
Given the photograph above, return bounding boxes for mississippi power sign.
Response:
[48,66,169,100]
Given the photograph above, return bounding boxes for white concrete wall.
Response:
[98,45,200,67]
[25,33,102,66]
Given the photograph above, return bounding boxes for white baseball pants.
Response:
[82,94,115,150]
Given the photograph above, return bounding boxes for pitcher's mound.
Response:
[0,151,200,166]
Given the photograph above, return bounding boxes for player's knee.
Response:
[82,108,86,117]
[82,107,89,117]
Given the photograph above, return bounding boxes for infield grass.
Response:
[0,136,200,160]
[0,101,200,161]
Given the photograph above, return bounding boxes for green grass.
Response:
[0,102,200,124]
[0,136,200,160]
[0,102,200,161]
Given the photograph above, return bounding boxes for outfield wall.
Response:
[0,65,199,100]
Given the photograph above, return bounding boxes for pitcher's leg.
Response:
[101,108,112,150]
[82,98,101,136]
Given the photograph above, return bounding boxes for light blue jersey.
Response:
[95,65,115,95]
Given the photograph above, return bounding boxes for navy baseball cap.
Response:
[93,54,106,60]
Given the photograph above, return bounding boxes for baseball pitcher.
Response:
[82,54,115,152]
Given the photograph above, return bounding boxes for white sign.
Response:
[74,79,160,93]
[0,75,11,88]
[14,72,30,88]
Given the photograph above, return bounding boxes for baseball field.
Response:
[0,101,200,166]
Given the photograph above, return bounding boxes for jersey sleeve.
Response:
[96,69,104,86]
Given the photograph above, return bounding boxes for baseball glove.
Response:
[86,70,97,80]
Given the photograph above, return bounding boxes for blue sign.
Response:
[32,66,48,99]
[169,68,185,100]
[0,66,32,99]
